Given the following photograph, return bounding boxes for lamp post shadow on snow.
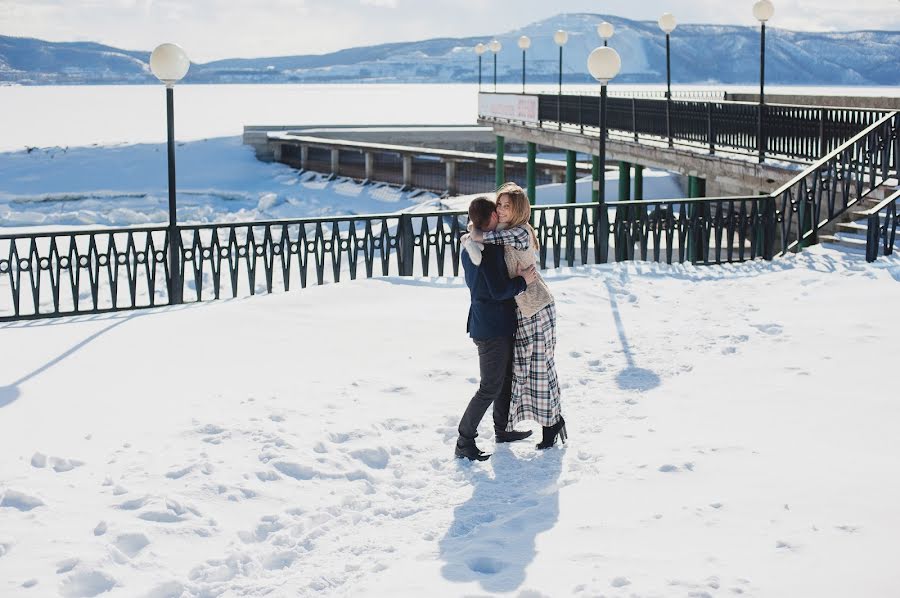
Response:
[438,447,563,593]
[0,314,138,408]
[605,279,661,392]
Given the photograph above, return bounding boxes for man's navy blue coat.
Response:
[461,244,526,339]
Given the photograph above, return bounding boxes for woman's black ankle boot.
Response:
[536,416,566,450]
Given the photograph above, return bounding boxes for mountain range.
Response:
[2,13,899,86]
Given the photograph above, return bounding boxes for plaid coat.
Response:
[483,226,562,428]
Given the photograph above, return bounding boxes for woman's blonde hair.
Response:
[495,182,539,249]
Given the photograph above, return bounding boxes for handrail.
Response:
[770,110,899,197]
[479,91,894,114]
[607,195,761,207]
[479,91,888,163]
[861,187,900,217]
[0,223,165,241]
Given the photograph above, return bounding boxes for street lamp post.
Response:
[597,21,614,47]
[587,46,622,263]
[150,43,190,306]
[489,39,501,91]
[754,0,775,163]
[554,29,568,129]
[475,43,486,91]
[518,35,531,94]
[658,13,677,148]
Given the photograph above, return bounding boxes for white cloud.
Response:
[1,0,897,61]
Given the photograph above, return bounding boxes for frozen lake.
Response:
[3,83,899,151]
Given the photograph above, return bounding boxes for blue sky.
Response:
[2,0,899,61]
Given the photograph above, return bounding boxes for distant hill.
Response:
[2,13,899,85]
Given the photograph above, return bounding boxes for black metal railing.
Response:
[770,111,899,253]
[605,195,776,265]
[0,201,780,321]
[865,188,900,262]
[0,225,173,321]
[488,92,886,163]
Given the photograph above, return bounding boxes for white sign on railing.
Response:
[478,93,539,123]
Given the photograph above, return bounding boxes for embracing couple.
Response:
[455,182,566,461]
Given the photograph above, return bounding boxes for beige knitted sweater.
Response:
[462,224,554,318]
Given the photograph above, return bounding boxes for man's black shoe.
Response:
[455,439,491,461]
[495,429,534,443]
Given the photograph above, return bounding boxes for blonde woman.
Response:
[469,182,566,449]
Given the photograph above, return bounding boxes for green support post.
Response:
[688,176,707,197]
[687,175,698,263]
[617,162,631,245]
[591,155,600,203]
[618,161,631,201]
[687,175,707,263]
[565,150,576,203]
[495,135,505,189]
[526,142,537,205]
[615,161,633,261]
[634,165,644,200]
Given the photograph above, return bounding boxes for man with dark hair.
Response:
[456,197,538,461]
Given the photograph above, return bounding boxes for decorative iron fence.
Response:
[492,93,886,162]
[1,200,781,321]
[865,189,900,262]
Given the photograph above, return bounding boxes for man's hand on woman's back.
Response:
[517,264,538,285]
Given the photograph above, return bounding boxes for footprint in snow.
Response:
[751,323,783,335]
[466,556,507,575]
[0,490,44,511]
[350,447,390,469]
[56,558,80,574]
[59,570,116,598]
[30,453,84,472]
[611,576,631,587]
[112,533,150,558]
[195,424,225,435]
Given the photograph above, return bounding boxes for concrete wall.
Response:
[243,124,521,161]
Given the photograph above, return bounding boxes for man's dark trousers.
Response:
[458,336,514,440]
[457,245,525,442]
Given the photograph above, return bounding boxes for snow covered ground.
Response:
[2,246,899,597]
[0,137,442,230]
